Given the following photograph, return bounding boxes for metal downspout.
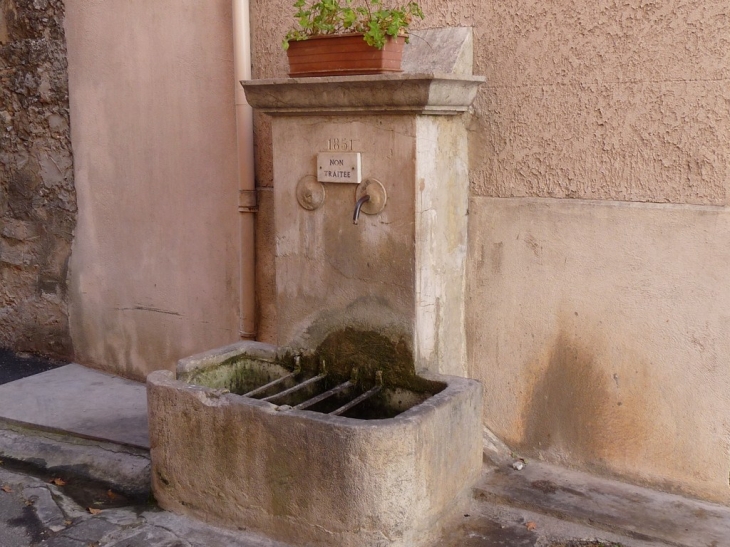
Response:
[233,0,256,339]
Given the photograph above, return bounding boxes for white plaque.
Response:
[317,152,362,183]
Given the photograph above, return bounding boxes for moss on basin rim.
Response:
[184,328,445,396]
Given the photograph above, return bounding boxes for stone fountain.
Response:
[147,28,485,547]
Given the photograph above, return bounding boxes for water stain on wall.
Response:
[519,331,652,470]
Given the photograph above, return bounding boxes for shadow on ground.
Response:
[0,349,65,386]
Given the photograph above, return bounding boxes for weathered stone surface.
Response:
[22,486,66,533]
[475,458,730,547]
[242,73,484,116]
[401,27,473,76]
[242,74,478,374]
[0,467,293,547]
[0,0,75,358]
[58,517,118,542]
[148,345,483,547]
[0,424,151,498]
[0,363,150,449]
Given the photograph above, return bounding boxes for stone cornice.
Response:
[241,73,485,116]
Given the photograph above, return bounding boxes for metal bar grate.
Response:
[262,373,326,403]
[294,380,353,410]
[329,384,381,416]
[242,372,297,398]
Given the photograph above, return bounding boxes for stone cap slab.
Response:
[402,27,474,75]
[241,73,485,116]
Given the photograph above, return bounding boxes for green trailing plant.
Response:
[283,0,424,50]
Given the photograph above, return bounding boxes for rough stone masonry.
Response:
[0,0,75,358]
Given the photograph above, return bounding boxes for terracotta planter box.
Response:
[287,34,405,77]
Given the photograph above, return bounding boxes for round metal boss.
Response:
[295,175,326,211]
[355,178,387,215]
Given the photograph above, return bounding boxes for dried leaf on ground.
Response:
[1,485,12,493]
[88,507,102,515]
[50,477,67,486]
[525,521,537,531]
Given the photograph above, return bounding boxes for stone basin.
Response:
[147,340,483,547]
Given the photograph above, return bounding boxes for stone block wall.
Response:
[0,0,75,358]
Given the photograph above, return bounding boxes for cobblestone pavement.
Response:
[0,467,288,547]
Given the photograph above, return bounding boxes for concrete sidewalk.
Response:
[0,364,150,498]
[0,362,727,546]
[0,363,148,449]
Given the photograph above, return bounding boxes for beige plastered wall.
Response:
[64,0,241,379]
[250,1,730,503]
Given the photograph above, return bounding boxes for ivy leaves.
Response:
[283,0,424,50]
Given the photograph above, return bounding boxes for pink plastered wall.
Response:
[64,0,242,379]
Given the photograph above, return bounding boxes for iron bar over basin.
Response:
[329,384,381,416]
[294,380,353,410]
[261,373,326,403]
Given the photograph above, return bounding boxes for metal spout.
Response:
[353,195,370,225]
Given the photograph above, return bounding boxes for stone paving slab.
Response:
[0,455,687,547]
[439,497,669,547]
[0,467,293,547]
[0,460,655,547]
[0,424,150,498]
[0,486,40,546]
[474,460,730,547]
[0,364,148,449]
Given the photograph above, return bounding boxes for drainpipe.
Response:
[232,0,257,339]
